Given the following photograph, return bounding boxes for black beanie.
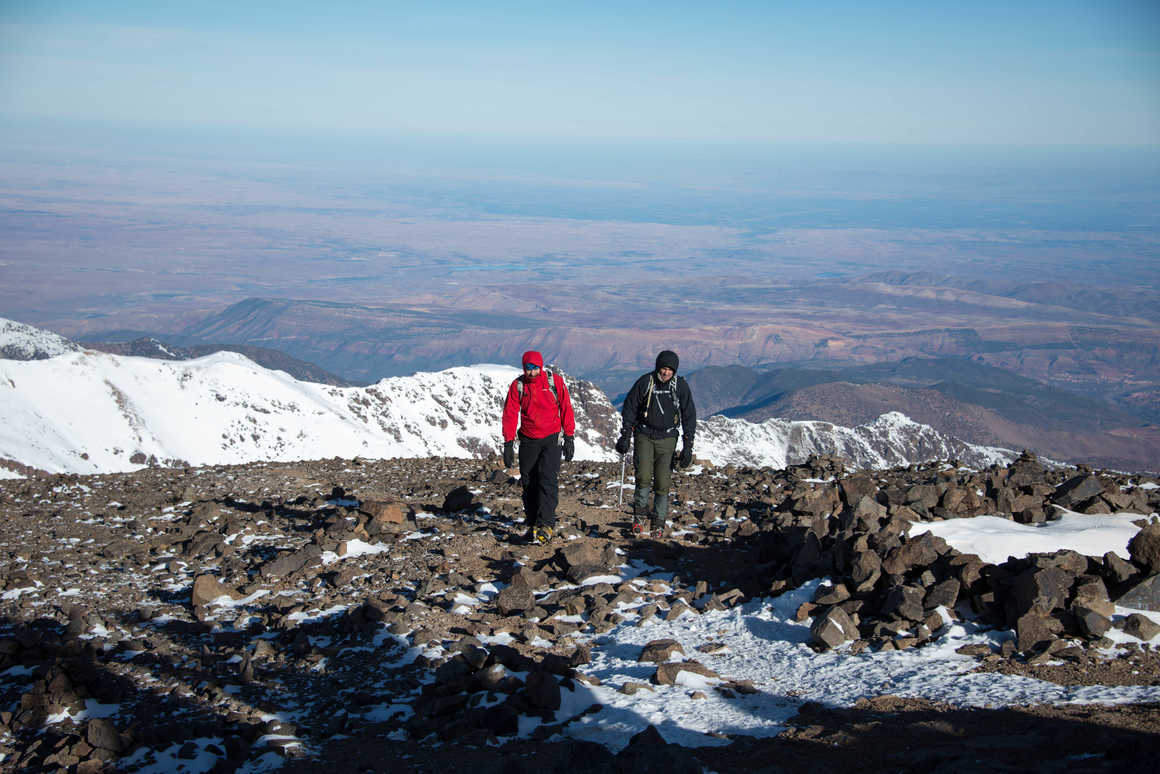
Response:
[655,350,679,373]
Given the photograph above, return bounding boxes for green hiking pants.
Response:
[633,434,677,519]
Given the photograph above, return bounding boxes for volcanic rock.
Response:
[639,639,686,663]
[1115,574,1160,613]
[810,606,858,650]
[1127,522,1160,574]
[654,660,719,685]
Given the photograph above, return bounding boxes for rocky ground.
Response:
[1,453,1159,772]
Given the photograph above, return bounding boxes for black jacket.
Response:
[621,372,696,447]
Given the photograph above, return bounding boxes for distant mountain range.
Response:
[0,318,1018,476]
[686,360,1160,473]
[80,335,353,387]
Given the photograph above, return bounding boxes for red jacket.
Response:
[503,370,576,441]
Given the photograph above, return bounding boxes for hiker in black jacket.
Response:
[615,350,696,537]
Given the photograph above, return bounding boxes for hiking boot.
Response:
[631,514,646,535]
[649,521,665,540]
[532,525,553,545]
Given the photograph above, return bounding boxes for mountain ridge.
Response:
[0,317,1019,476]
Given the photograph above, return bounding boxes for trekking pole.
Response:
[618,449,627,510]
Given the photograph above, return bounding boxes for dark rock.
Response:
[191,575,241,607]
[524,670,561,710]
[261,544,322,579]
[359,499,411,525]
[639,639,686,663]
[654,660,718,685]
[814,583,851,605]
[810,606,858,650]
[442,486,476,512]
[1073,606,1112,638]
[1053,475,1105,509]
[1071,576,1114,617]
[1011,567,1072,618]
[1103,551,1141,587]
[882,584,926,622]
[1127,522,1160,574]
[924,578,961,610]
[616,725,702,774]
[839,475,878,506]
[558,540,617,573]
[85,718,123,753]
[1120,613,1160,641]
[849,545,881,594]
[1115,574,1160,612]
[881,532,946,576]
[1015,611,1063,652]
[495,583,535,616]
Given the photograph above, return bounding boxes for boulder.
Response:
[1120,613,1160,641]
[849,549,882,593]
[524,670,561,710]
[261,544,322,579]
[1015,610,1064,652]
[359,499,411,526]
[1127,522,1160,574]
[616,726,702,774]
[924,578,961,610]
[558,540,618,573]
[1052,475,1105,509]
[1011,567,1072,618]
[191,575,242,607]
[882,532,947,576]
[1103,551,1141,586]
[839,476,878,507]
[1073,606,1112,638]
[810,606,858,650]
[882,584,926,622]
[495,583,535,616]
[639,639,685,663]
[1115,574,1160,613]
[654,660,719,685]
[439,485,474,512]
[1071,576,1115,617]
[85,718,124,753]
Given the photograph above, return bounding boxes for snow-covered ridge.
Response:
[697,411,1015,470]
[0,350,617,475]
[0,317,1018,476]
[0,318,82,360]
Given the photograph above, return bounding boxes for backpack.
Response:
[516,369,563,408]
[642,373,681,428]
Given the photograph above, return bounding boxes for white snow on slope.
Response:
[697,410,1014,470]
[0,351,613,474]
[0,318,81,360]
[910,509,1149,563]
[0,317,1019,476]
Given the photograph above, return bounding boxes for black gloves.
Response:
[563,436,575,461]
[502,441,515,468]
[615,434,630,455]
[679,445,693,468]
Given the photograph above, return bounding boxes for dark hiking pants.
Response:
[632,433,677,523]
[519,432,560,528]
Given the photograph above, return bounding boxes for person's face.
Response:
[523,363,541,379]
[657,366,674,382]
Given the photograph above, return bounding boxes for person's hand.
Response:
[503,441,515,468]
[563,436,575,462]
[615,434,630,455]
[679,445,693,468]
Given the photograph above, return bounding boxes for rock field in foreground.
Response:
[1,452,1159,772]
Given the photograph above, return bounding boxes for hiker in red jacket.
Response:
[502,350,576,544]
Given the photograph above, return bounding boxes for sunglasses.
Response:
[523,364,541,371]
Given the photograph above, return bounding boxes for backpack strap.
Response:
[516,370,560,408]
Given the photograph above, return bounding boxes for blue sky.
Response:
[1,0,1157,146]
